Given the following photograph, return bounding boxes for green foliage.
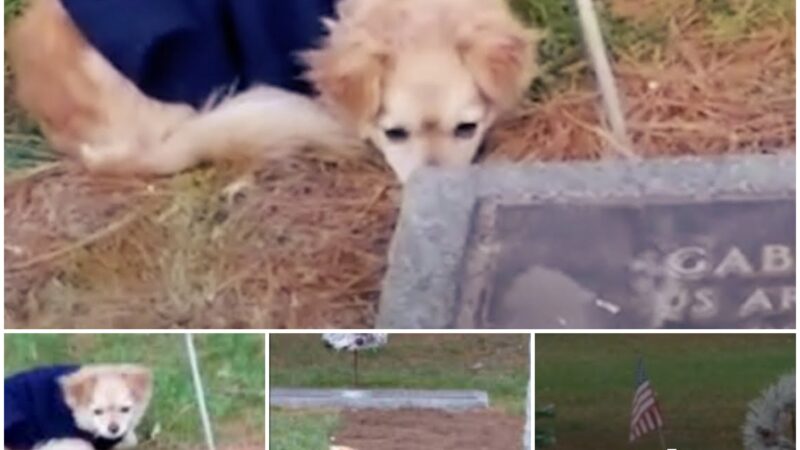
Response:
[4,0,25,24]
[509,0,585,97]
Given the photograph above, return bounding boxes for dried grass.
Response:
[490,6,795,161]
[4,1,795,328]
[6,156,399,328]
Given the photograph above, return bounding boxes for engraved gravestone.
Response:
[377,154,795,329]
[459,197,794,329]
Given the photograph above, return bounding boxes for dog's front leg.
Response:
[115,432,138,449]
[32,439,94,450]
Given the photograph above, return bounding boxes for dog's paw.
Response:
[79,143,106,169]
[79,142,139,174]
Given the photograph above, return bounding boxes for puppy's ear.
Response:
[303,27,389,129]
[59,371,98,409]
[121,366,153,402]
[458,16,539,111]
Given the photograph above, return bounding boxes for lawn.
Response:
[269,334,530,450]
[269,409,339,450]
[5,334,266,450]
[270,334,529,414]
[535,334,796,450]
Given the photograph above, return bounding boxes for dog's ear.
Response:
[302,25,389,129]
[59,371,98,409]
[121,366,152,402]
[458,16,539,111]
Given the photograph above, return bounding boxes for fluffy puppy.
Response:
[4,365,153,450]
[305,0,538,181]
[9,0,537,182]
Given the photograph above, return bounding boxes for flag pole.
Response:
[656,427,667,450]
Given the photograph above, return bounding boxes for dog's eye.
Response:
[384,127,410,142]
[454,122,478,139]
[120,406,131,413]
[93,409,104,416]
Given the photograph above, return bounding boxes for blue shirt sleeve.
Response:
[61,0,337,107]
[4,365,82,450]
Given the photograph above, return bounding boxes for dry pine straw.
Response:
[4,6,795,328]
[491,7,795,160]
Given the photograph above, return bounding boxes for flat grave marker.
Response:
[378,154,795,329]
[270,388,489,410]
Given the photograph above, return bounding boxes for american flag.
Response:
[629,356,664,442]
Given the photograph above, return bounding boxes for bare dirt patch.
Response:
[331,409,524,450]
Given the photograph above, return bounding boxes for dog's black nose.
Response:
[108,423,120,434]
[424,156,441,167]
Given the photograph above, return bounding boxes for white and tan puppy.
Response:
[4,364,152,450]
[305,0,538,181]
[9,0,537,182]
[59,365,153,447]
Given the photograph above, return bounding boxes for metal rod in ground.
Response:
[657,427,668,450]
[185,334,217,450]
[574,0,636,159]
[353,351,359,387]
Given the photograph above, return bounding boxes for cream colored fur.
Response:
[9,0,538,181]
[32,438,94,450]
[58,365,152,446]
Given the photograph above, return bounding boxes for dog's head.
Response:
[304,0,538,182]
[59,365,152,440]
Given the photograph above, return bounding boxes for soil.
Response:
[217,446,262,450]
[331,409,524,450]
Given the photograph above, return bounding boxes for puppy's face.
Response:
[366,49,497,182]
[60,365,152,440]
[305,0,537,183]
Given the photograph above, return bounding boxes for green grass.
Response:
[509,0,586,97]
[704,0,795,39]
[269,409,339,450]
[270,334,529,415]
[5,334,265,450]
[536,334,795,450]
[4,0,25,24]
[509,0,672,97]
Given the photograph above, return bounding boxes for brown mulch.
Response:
[491,7,794,160]
[5,155,398,328]
[331,409,524,450]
